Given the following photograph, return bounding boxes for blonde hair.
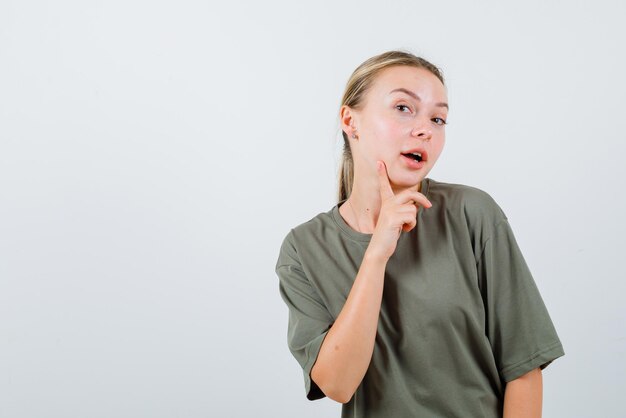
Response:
[337,50,445,202]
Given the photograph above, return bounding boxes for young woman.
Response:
[275,50,564,417]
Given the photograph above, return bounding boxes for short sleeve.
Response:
[276,231,334,400]
[477,219,565,383]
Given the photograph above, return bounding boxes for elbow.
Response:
[311,362,358,404]
[324,385,355,404]
[312,370,355,404]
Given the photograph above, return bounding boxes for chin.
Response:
[392,175,423,189]
[394,169,430,186]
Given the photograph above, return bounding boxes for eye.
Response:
[433,117,447,125]
[396,104,411,113]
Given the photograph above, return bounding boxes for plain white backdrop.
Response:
[1,1,624,417]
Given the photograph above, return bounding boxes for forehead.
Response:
[369,65,447,101]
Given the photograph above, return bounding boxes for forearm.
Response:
[503,368,543,418]
[311,250,387,403]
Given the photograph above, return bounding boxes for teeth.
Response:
[411,152,422,157]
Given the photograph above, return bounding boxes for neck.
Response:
[343,170,422,234]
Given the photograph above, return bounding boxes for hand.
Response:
[366,161,432,261]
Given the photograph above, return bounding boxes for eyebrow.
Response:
[389,88,449,110]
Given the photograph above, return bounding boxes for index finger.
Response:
[377,161,395,200]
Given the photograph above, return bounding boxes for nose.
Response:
[411,120,432,140]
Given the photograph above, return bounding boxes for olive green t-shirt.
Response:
[275,177,565,418]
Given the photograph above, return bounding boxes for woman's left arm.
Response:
[503,367,543,418]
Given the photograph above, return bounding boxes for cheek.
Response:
[431,136,446,158]
[370,117,405,143]
[436,133,445,147]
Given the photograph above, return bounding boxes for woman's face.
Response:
[346,65,448,191]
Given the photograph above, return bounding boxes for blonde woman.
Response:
[275,50,564,417]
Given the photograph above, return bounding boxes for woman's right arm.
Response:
[310,161,432,404]
[310,249,389,404]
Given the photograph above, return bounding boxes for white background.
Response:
[1,1,624,417]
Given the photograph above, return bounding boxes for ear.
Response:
[340,105,358,138]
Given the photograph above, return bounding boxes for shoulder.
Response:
[275,207,336,268]
[290,208,336,241]
[426,178,508,228]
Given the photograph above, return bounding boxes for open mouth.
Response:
[402,152,425,162]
